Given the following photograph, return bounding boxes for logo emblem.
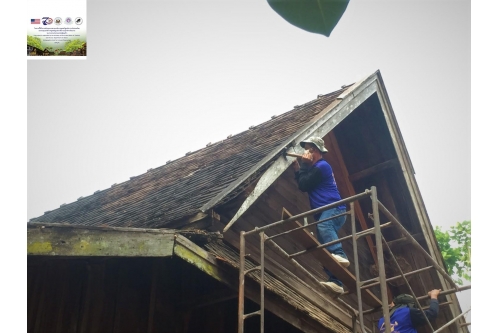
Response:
[54,17,62,25]
[75,17,83,25]
[42,17,53,25]
[65,17,73,24]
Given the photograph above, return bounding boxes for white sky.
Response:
[28,0,471,228]
[7,0,491,330]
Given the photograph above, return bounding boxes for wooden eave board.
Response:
[27,223,175,257]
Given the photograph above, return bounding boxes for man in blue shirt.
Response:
[292,136,349,296]
[378,289,441,333]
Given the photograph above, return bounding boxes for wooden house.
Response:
[27,70,468,333]
[28,45,43,56]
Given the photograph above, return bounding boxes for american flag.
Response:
[31,19,40,24]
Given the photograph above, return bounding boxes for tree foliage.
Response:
[267,0,350,37]
[434,220,471,285]
[65,39,85,52]
[27,35,43,50]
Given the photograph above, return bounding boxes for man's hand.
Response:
[428,289,441,299]
[301,150,314,165]
[292,159,300,172]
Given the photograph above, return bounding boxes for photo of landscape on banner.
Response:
[27,0,86,59]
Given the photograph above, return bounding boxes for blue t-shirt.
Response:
[295,159,344,215]
[378,307,416,333]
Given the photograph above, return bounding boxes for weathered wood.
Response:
[268,176,375,286]
[33,260,50,332]
[174,234,236,287]
[77,262,93,333]
[55,262,71,332]
[280,208,382,308]
[223,151,295,232]
[211,218,366,332]
[112,259,153,333]
[179,288,237,310]
[326,130,393,300]
[168,211,209,229]
[325,131,379,264]
[27,226,175,257]
[372,233,424,252]
[201,73,378,217]
[69,262,88,333]
[375,75,464,332]
[349,159,398,182]
[173,235,341,333]
[27,265,38,333]
[89,261,120,333]
[27,222,176,234]
[147,261,159,333]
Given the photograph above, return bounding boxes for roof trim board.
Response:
[200,72,378,215]
[221,71,380,232]
[27,222,175,257]
[373,74,465,326]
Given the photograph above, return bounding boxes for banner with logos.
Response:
[27,0,87,59]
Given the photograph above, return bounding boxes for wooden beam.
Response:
[324,131,393,302]
[28,222,175,234]
[173,235,340,333]
[325,131,379,267]
[348,159,399,182]
[371,233,424,252]
[27,224,175,257]
[210,219,369,332]
[165,211,209,229]
[223,155,294,232]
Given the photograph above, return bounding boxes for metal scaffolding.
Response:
[236,186,471,333]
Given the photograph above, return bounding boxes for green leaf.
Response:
[64,39,85,52]
[267,0,350,37]
[434,221,471,284]
[27,35,43,50]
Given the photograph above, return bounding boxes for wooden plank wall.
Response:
[216,166,379,313]
[27,256,303,333]
[215,93,457,332]
[332,94,455,332]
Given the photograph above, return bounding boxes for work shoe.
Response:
[321,281,344,296]
[332,254,350,268]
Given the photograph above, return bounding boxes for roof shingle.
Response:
[31,88,347,228]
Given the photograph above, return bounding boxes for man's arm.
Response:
[410,289,441,327]
[295,164,322,192]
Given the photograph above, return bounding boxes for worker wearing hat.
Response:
[292,136,349,296]
[378,289,441,332]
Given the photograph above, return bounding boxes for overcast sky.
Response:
[26,0,471,323]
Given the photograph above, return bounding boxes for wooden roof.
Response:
[30,86,349,228]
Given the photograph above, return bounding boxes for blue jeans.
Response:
[316,206,347,287]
